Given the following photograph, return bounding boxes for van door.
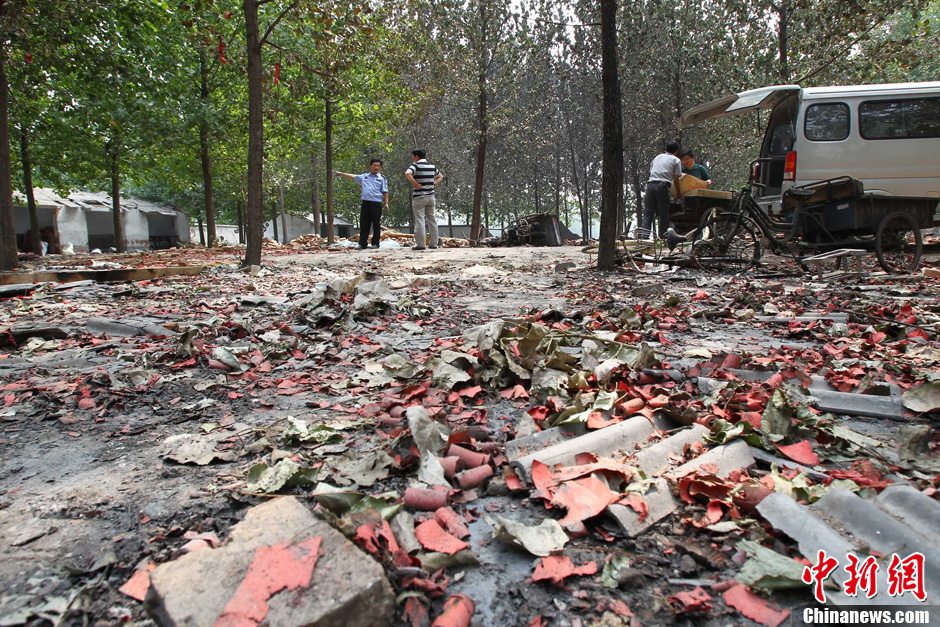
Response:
[680,85,801,127]
[756,94,799,210]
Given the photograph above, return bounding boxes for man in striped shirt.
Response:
[405,149,444,250]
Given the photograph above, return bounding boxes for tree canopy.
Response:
[0,0,933,268]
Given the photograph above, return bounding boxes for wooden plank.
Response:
[0,266,205,286]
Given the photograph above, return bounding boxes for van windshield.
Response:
[759,95,799,197]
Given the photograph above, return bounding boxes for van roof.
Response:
[681,81,940,127]
[802,81,940,100]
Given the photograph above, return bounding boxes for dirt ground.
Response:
[0,243,938,626]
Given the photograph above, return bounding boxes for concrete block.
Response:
[146,496,394,627]
[505,423,587,462]
[667,439,755,479]
[510,416,656,482]
[756,492,934,610]
[86,317,176,338]
[606,477,676,537]
[812,489,940,599]
[875,484,940,545]
[635,425,709,476]
[757,493,855,584]
[748,446,829,481]
[811,388,906,420]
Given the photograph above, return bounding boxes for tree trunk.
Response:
[236,197,244,243]
[242,0,264,266]
[777,0,789,81]
[630,151,643,233]
[583,176,591,242]
[554,146,561,217]
[483,193,489,232]
[108,139,127,252]
[199,47,217,247]
[469,0,488,244]
[279,184,288,243]
[324,95,335,243]
[597,0,623,270]
[310,149,321,236]
[271,200,278,241]
[533,172,540,213]
[197,215,205,245]
[19,129,41,255]
[0,41,17,270]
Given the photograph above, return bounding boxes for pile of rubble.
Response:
[1,247,938,626]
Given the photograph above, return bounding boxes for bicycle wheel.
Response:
[692,214,761,273]
[875,211,922,274]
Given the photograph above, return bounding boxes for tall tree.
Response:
[0,0,14,269]
[597,0,623,270]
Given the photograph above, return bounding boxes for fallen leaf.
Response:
[531,555,597,585]
[415,519,468,555]
[667,586,713,614]
[431,593,475,627]
[902,382,940,413]
[774,440,820,466]
[551,476,619,531]
[160,432,238,466]
[722,583,790,627]
[245,459,318,494]
[118,561,156,602]
[488,515,568,557]
[736,540,806,591]
[408,406,450,456]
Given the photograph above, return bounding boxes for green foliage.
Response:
[2,0,933,242]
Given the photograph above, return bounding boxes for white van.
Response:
[681,81,940,223]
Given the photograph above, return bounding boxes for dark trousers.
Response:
[359,200,382,248]
[641,181,671,238]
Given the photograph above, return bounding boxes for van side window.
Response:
[804,103,850,141]
[860,98,940,139]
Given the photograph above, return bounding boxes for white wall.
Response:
[263,215,317,242]
[14,206,56,233]
[189,224,241,245]
[57,207,89,253]
[175,213,191,244]
[123,209,151,250]
[85,211,115,251]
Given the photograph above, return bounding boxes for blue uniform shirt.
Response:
[354,172,388,202]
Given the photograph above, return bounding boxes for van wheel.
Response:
[875,212,922,274]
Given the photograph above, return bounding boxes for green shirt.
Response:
[683,163,711,181]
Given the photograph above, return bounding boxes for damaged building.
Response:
[13,188,191,254]
[263,213,355,241]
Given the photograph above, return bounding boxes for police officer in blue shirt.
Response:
[335,159,389,249]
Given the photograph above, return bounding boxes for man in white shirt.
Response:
[641,141,686,249]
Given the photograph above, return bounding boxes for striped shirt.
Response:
[406,159,439,197]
